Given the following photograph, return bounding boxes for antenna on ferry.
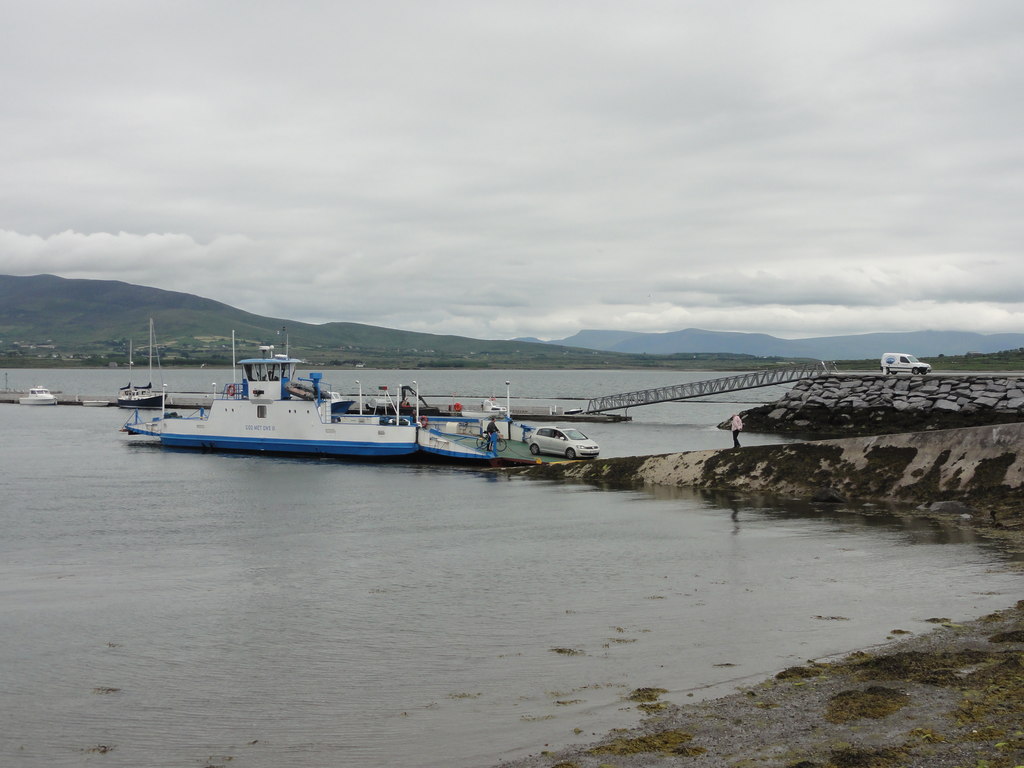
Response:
[231,330,237,388]
[279,325,288,358]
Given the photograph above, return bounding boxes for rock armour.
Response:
[778,373,1024,415]
[744,373,1024,435]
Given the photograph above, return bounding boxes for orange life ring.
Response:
[226,384,236,397]
[419,415,429,427]
[453,402,462,412]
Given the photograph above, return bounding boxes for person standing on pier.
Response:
[730,413,743,448]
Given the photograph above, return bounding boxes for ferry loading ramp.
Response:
[584,361,839,413]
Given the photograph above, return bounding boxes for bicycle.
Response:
[475,434,507,452]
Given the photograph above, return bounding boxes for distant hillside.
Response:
[550,327,1024,359]
[0,274,628,368]
[5,274,1022,369]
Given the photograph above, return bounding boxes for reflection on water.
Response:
[644,485,1009,549]
[1,384,1022,768]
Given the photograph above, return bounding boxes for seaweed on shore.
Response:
[588,729,706,757]
[824,686,910,723]
[825,745,911,767]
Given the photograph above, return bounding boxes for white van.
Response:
[880,352,932,375]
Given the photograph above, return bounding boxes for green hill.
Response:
[0,274,770,370]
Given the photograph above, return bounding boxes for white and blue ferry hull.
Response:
[121,348,519,464]
[157,432,418,457]
[126,402,420,459]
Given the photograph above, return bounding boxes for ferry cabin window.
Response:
[244,363,268,381]
[257,405,268,418]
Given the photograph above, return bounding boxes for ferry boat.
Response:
[122,346,515,463]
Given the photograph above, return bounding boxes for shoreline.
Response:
[491,595,1024,768]
[494,421,1024,767]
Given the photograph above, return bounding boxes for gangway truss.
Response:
[584,361,838,413]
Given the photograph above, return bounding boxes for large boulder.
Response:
[811,487,848,503]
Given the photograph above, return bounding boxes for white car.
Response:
[527,426,600,459]
[880,352,932,375]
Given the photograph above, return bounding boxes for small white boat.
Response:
[20,386,58,406]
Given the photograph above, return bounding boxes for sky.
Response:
[2,1,1023,342]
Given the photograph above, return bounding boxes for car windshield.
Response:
[562,429,588,440]
[907,355,921,362]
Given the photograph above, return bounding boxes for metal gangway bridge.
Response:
[584,361,839,413]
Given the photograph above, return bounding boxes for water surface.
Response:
[1,371,1020,767]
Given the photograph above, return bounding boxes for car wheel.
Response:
[565,447,576,459]
[884,367,890,375]
[529,443,540,455]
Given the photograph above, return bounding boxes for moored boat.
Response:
[19,386,58,406]
[118,319,166,409]
[456,396,509,420]
[117,382,165,409]
[121,345,552,465]
[121,346,499,461]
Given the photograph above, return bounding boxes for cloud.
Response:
[2,1,1023,341]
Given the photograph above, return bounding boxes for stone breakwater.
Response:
[515,422,1024,526]
[514,374,1024,528]
[740,373,1024,436]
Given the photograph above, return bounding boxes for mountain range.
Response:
[538,328,1024,359]
[0,274,617,367]
[3,274,1023,364]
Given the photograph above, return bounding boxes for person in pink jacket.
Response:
[730,413,743,448]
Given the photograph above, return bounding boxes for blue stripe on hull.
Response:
[158,434,418,457]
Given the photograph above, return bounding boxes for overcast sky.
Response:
[3,1,1022,341]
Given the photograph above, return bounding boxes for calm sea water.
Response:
[2,368,1022,767]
